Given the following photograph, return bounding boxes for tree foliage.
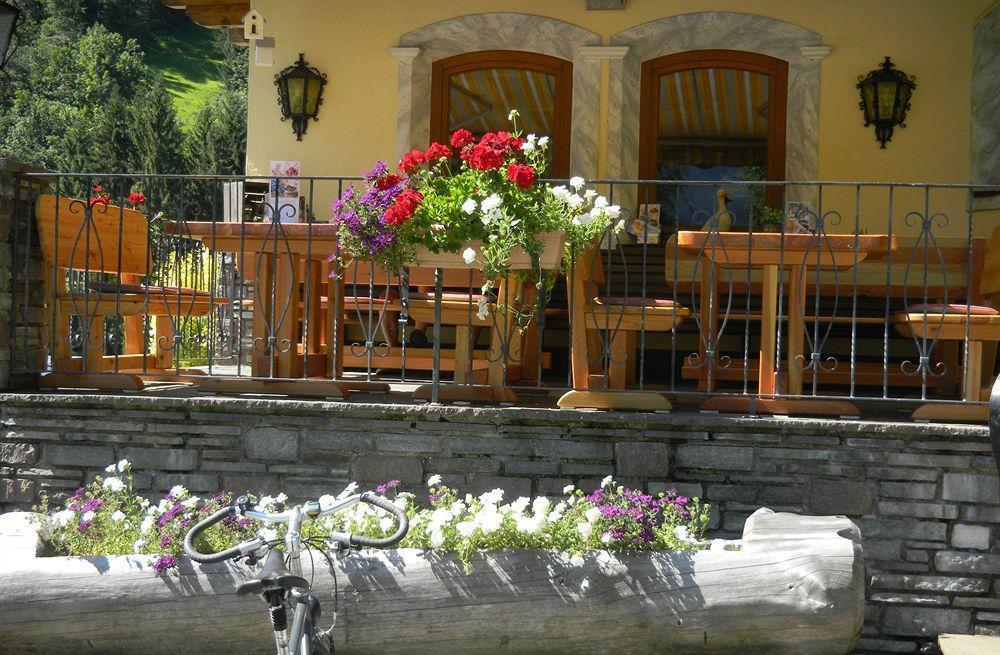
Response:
[0,0,247,183]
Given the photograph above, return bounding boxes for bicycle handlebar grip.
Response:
[183,506,243,564]
[349,492,409,549]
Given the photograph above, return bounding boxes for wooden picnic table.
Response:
[670,231,897,415]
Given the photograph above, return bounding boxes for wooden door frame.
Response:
[430,50,573,178]
[638,49,789,203]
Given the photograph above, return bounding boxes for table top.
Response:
[668,231,897,268]
[166,221,339,257]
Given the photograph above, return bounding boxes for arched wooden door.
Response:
[431,50,573,178]
[639,49,788,226]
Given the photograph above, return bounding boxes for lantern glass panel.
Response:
[286,76,306,117]
[305,77,322,116]
[877,81,898,120]
[862,82,877,122]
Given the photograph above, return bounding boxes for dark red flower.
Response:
[385,189,423,226]
[92,186,105,193]
[398,149,427,174]
[450,129,474,149]
[425,142,452,161]
[127,192,146,206]
[506,163,536,190]
[374,174,403,190]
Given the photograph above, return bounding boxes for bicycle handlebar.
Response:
[183,506,248,564]
[182,491,409,563]
[349,492,409,549]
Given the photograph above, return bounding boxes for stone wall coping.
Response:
[0,392,989,440]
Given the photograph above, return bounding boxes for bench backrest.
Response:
[36,194,150,275]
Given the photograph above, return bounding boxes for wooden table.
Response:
[671,231,897,415]
[166,221,382,397]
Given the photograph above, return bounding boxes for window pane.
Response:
[654,67,770,228]
[448,68,556,139]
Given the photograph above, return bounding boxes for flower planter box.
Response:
[414,231,565,271]
[0,509,864,655]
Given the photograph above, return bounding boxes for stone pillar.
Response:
[0,160,50,390]
[389,46,422,160]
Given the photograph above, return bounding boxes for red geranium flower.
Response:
[385,189,423,226]
[127,192,146,206]
[425,142,452,161]
[398,149,427,174]
[450,129,474,149]
[375,174,403,190]
[506,163,536,190]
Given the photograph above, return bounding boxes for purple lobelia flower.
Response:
[375,479,401,493]
[153,555,177,574]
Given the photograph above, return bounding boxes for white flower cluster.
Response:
[549,177,622,229]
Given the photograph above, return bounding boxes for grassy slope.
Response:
[141,20,225,128]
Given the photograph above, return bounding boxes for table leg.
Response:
[759,264,779,396]
[275,254,301,378]
[252,254,273,377]
[788,264,806,395]
[963,340,984,402]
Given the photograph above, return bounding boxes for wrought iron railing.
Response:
[9,172,1000,418]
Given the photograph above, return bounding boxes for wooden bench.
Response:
[35,194,227,389]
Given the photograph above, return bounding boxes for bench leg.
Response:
[155,315,174,370]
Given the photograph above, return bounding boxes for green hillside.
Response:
[141,20,227,128]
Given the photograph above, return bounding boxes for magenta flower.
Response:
[375,480,401,493]
[153,555,177,574]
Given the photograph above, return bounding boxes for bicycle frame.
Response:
[242,494,364,655]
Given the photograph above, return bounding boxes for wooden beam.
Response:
[161,1,250,28]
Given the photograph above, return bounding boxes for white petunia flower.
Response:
[538,136,549,146]
[508,109,519,120]
[577,521,593,538]
[140,516,155,533]
[520,141,535,153]
[550,185,571,201]
[567,194,585,210]
[601,532,612,545]
[562,484,575,495]
[480,193,502,213]
[569,553,584,567]
[593,196,609,210]
[462,247,477,265]
[456,521,476,538]
[110,510,126,522]
[274,493,288,504]
[477,505,503,534]
[584,189,597,199]
[585,507,602,524]
[430,529,446,548]
[510,497,531,515]
[515,514,542,534]
[104,463,116,474]
[479,488,505,505]
[569,176,585,191]
[81,510,95,523]
[600,475,614,488]
[52,509,75,527]
[102,477,125,492]
[168,485,188,499]
[379,516,394,531]
[461,198,477,215]
[427,474,442,487]
[605,205,622,219]
[674,525,697,544]
[260,528,277,542]
[116,459,131,473]
[132,539,145,553]
[526,133,537,143]
[531,496,551,519]
[182,495,200,509]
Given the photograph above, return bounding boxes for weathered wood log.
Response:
[0,509,864,655]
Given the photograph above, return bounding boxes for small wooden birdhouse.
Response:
[243,9,265,41]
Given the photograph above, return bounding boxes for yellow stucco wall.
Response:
[246,0,995,234]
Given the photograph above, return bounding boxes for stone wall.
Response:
[0,392,997,652]
[0,161,49,390]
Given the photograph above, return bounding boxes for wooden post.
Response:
[787,264,806,395]
[759,264,779,396]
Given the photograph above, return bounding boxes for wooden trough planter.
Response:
[0,509,865,655]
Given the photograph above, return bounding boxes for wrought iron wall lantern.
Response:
[0,0,20,75]
[274,54,327,141]
[857,56,916,148]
